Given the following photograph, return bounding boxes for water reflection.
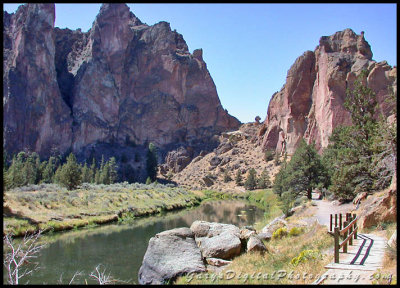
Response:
[4,200,265,284]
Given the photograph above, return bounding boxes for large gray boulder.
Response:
[190,221,242,260]
[247,235,267,254]
[260,214,287,235]
[138,227,206,285]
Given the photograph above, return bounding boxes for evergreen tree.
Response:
[235,169,243,186]
[41,156,56,183]
[81,162,91,183]
[146,176,152,185]
[108,157,118,184]
[6,154,25,188]
[223,169,232,183]
[273,165,287,197]
[274,153,280,166]
[100,162,111,185]
[264,149,275,162]
[273,139,327,199]
[322,70,380,199]
[146,143,158,182]
[90,158,97,183]
[279,189,295,216]
[244,168,257,190]
[257,168,271,189]
[56,153,82,190]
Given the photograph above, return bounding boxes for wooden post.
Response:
[343,221,348,253]
[339,213,342,229]
[349,215,353,245]
[330,214,333,232]
[335,214,338,228]
[353,213,357,239]
[334,227,339,263]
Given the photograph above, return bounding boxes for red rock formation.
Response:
[3,4,73,157]
[3,4,240,158]
[259,29,396,154]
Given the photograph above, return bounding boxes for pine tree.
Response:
[90,158,97,183]
[323,70,381,199]
[257,168,270,189]
[235,169,243,186]
[41,156,56,183]
[223,169,232,183]
[7,154,25,188]
[274,139,327,199]
[108,157,118,184]
[81,162,91,183]
[56,153,82,190]
[100,162,110,185]
[146,143,158,182]
[244,168,257,190]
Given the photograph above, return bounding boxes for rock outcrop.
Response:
[138,227,206,285]
[190,220,242,260]
[3,3,240,159]
[3,4,73,157]
[258,29,397,154]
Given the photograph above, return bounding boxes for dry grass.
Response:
[175,223,333,285]
[3,182,203,236]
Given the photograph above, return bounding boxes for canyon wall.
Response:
[258,29,396,154]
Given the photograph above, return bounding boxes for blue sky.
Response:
[3,3,397,123]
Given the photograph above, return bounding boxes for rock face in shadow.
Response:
[138,227,206,285]
[3,3,240,158]
[258,29,397,154]
[3,4,73,157]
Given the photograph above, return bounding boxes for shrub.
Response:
[290,249,321,266]
[264,150,275,162]
[288,227,303,237]
[272,227,288,239]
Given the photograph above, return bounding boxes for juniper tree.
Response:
[257,168,271,189]
[56,153,82,190]
[235,169,243,186]
[322,70,382,199]
[146,143,158,182]
[244,168,257,190]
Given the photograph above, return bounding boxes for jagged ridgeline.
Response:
[3,4,240,163]
[257,29,397,154]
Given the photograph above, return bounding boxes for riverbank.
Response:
[3,183,260,237]
[4,182,205,237]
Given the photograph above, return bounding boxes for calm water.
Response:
[4,200,265,284]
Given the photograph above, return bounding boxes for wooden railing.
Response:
[329,213,358,263]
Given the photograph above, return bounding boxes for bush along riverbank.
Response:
[3,182,206,237]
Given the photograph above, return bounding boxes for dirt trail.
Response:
[311,196,356,228]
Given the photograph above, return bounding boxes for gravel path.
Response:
[311,193,356,228]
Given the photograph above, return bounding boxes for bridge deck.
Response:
[314,233,387,284]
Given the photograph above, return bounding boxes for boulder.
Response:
[239,227,256,240]
[202,176,214,187]
[206,258,232,267]
[190,221,242,260]
[138,227,206,285]
[216,142,233,155]
[257,231,273,241]
[353,192,368,204]
[164,146,193,173]
[209,156,222,167]
[261,215,287,235]
[247,235,268,254]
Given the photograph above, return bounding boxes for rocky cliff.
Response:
[258,29,397,154]
[3,3,240,159]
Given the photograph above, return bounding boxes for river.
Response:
[4,199,266,284]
